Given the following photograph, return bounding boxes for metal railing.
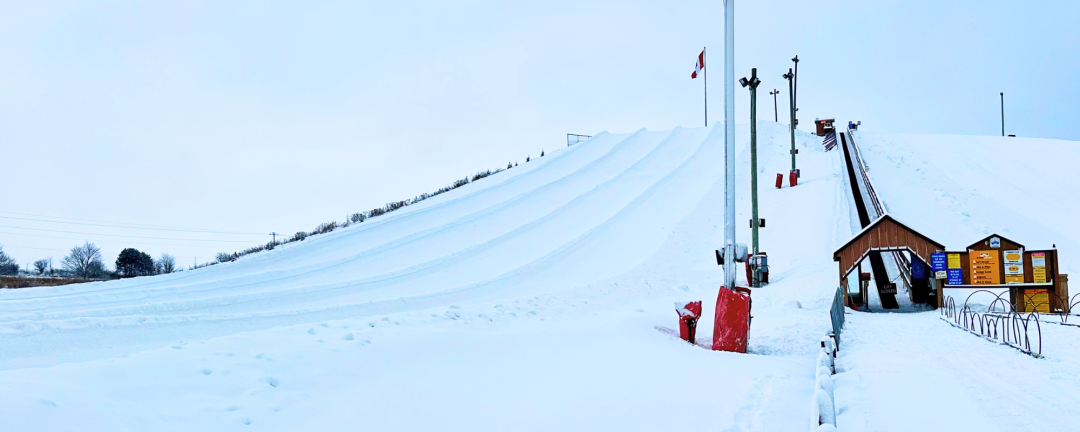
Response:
[940,290,1042,357]
[567,133,592,147]
[830,287,846,349]
[846,130,913,293]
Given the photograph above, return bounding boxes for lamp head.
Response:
[739,77,749,88]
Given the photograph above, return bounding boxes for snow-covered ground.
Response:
[5,123,1073,431]
[833,131,1080,430]
[0,122,848,430]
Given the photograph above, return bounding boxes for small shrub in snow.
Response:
[215,252,238,263]
[312,221,338,235]
[291,231,308,242]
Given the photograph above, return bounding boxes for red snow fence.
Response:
[675,301,703,344]
[712,287,751,353]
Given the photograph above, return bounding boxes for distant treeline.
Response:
[3,149,549,284]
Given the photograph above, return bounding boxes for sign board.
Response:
[1003,250,1024,284]
[1023,289,1051,313]
[881,283,897,295]
[947,253,962,269]
[1003,250,1024,273]
[911,260,926,279]
[947,268,964,285]
[969,250,1001,285]
[1032,252,1048,284]
[935,270,947,279]
[931,252,947,272]
[990,236,1001,248]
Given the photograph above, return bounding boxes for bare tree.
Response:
[33,258,50,275]
[157,253,177,274]
[0,245,17,276]
[62,241,105,279]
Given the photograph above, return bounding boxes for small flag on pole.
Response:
[691,50,705,79]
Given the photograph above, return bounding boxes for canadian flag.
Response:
[691,50,705,79]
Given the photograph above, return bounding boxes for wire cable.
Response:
[0,231,244,249]
[0,211,266,235]
[0,224,265,243]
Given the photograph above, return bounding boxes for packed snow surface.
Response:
[1,122,843,430]
[833,131,1080,430]
[4,124,1075,431]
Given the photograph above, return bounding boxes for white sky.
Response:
[2,0,1077,268]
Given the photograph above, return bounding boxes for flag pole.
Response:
[704,46,707,127]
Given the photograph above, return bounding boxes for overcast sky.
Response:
[2,0,1078,268]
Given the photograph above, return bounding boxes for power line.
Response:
[0,215,266,235]
[0,224,265,243]
[0,210,266,235]
[0,243,71,253]
[0,230,240,248]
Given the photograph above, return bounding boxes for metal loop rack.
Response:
[940,290,1043,358]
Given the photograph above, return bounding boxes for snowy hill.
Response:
[1,122,848,430]
[4,122,1077,431]
[853,131,1078,275]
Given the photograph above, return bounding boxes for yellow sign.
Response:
[1023,289,1051,313]
[947,253,962,269]
[1032,252,1048,284]
[1005,274,1025,284]
[969,250,1000,285]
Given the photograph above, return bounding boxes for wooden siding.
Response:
[834,218,944,278]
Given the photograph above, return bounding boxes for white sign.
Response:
[935,271,947,279]
[990,237,1001,248]
[1003,250,1024,275]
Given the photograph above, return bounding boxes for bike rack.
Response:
[940,290,1043,358]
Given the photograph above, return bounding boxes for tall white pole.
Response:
[723,0,736,290]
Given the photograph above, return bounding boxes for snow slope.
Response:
[833,131,1080,430]
[0,122,848,430]
[852,131,1078,275]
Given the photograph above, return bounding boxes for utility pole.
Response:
[270,232,277,249]
[740,69,762,260]
[1000,92,1005,136]
[791,55,799,127]
[783,69,797,175]
[722,0,736,291]
[769,89,779,122]
[704,47,708,127]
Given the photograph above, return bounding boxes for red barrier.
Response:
[789,170,798,187]
[775,173,783,189]
[712,287,751,353]
[675,301,703,344]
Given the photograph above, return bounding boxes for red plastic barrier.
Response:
[676,301,703,344]
[789,170,798,187]
[775,173,783,189]
[712,287,751,353]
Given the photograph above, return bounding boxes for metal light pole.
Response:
[740,69,761,260]
[769,89,779,122]
[1000,92,1005,136]
[791,56,799,128]
[722,0,736,291]
[783,69,796,174]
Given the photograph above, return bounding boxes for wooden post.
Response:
[935,278,943,310]
[1061,274,1070,314]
